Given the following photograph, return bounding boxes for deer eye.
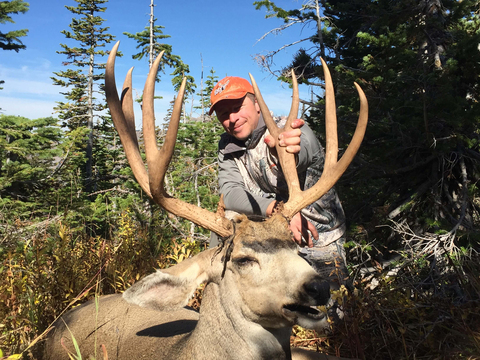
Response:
[233,256,257,267]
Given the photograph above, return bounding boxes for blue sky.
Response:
[1,0,315,127]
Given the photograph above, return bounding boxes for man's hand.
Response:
[264,119,304,154]
[267,201,318,247]
[290,212,318,248]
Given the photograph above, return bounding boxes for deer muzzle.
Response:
[282,276,330,323]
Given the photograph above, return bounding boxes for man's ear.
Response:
[254,99,261,114]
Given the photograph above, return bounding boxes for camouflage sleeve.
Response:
[296,122,324,173]
[218,149,274,217]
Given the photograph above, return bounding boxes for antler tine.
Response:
[249,71,302,199]
[108,44,233,238]
[121,67,138,141]
[105,41,151,196]
[286,69,300,131]
[142,51,191,199]
[323,57,339,172]
[281,58,368,220]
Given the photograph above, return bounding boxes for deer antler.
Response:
[250,58,368,220]
[105,41,233,237]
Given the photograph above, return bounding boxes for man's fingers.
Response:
[293,230,303,245]
[307,220,319,241]
[301,229,313,247]
[289,212,316,247]
[291,119,305,129]
[286,145,301,154]
[278,129,301,146]
[301,216,314,248]
[279,129,301,155]
[280,136,301,146]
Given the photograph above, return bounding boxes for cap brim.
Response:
[208,91,249,116]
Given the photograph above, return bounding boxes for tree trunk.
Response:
[149,0,155,68]
[314,0,325,59]
[86,15,95,194]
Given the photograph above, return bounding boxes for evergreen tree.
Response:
[51,0,117,194]
[321,0,480,239]
[123,0,196,97]
[253,0,326,85]
[0,0,29,90]
[0,0,28,51]
[254,0,480,252]
[0,115,64,220]
[165,118,224,240]
[194,67,218,119]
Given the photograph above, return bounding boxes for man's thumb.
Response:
[264,135,275,147]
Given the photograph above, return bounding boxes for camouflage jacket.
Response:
[218,115,346,247]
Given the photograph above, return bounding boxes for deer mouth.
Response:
[282,304,324,320]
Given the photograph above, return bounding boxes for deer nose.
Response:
[303,278,330,305]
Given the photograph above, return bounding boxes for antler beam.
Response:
[105,41,233,238]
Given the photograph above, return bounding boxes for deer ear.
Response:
[122,270,203,310]
[123,248,222,310]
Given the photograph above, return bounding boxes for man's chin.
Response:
[232,130,249,141]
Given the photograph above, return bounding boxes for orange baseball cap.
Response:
[208,76,254,115]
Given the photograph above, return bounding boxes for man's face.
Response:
[215,95,261,141]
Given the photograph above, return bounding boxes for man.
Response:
[209,76,347,293]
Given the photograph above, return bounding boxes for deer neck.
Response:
[180,282,291,360]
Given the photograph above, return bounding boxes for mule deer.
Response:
[44,41,367,360]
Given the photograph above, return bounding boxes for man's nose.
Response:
[228,111,239,124]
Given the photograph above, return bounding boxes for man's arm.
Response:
[218,150,273,217]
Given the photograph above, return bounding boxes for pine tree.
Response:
[194,67,218,120]
[0,115,64,220]
[51,0,117,193]
[0,0,29,90]
[253,0,326,85]
[0,0,28,51]
[254,0,480,250]
[123,0,196,97]
[320,0,480,236]
[167,117,224,240]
